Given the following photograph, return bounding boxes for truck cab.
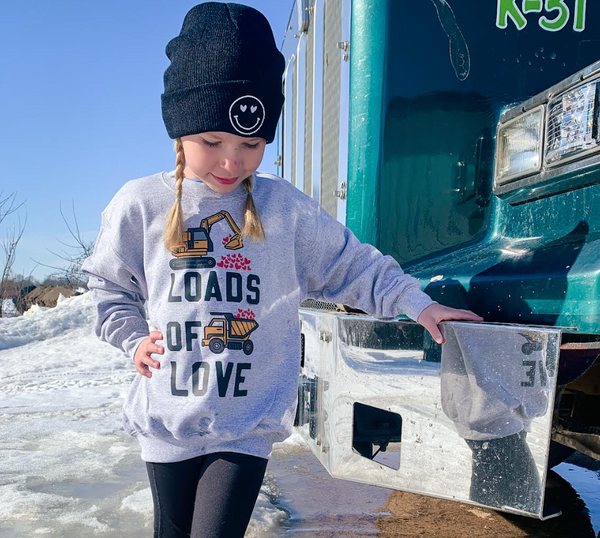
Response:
[280,0,600,520]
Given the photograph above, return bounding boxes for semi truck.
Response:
[279,0,600,520]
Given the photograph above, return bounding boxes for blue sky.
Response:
[0,1,292,281]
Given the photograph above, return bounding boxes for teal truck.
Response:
[279,0,600,520]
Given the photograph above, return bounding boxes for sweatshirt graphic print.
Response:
[81,171,434,463]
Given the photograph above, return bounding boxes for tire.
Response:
[209,339,224,354]
[243,340,254,355]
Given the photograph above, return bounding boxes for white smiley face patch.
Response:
[229,95,265,135]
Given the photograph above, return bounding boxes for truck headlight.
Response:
[495,106,544,185]
[546,81,599,166]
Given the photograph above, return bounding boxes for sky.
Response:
[0,1,293,281]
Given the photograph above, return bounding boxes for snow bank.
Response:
[0,290,291,537]
[0,292,95,350]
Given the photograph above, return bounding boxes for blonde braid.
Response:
[163,138,186,253]
[242,175,266,241]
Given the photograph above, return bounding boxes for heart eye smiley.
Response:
[229,95,265,135]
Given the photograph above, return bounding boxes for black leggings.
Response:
[146,451,269,538]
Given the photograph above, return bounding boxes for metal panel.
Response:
[320,0,342,219]
[303,1,315,197]
[297,310,564,520]
[311,0,325,202]
[283,56,296,185]
[336,0,351,224]
[344,0,390,246]
[291,53,298,187]
[295,35,307,193]
[297,0,310,32]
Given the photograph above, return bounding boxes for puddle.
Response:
[554,454,600,535]
[267,450,391,535]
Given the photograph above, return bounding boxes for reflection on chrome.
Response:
[295,310,562,519]
[441,324,555,513]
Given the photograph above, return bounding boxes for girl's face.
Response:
[181,131,267,194]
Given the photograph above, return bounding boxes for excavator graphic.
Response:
[169,211,243,270]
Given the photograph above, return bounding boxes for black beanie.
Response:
[161,2,285,143]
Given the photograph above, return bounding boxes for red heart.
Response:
[235,263,241,269]
[217,261,224,267]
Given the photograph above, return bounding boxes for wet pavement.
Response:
[270,450,600,537]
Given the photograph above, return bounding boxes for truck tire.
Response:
[243,340,254,355]
[209,339,224,354]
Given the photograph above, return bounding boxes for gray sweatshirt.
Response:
[82,170,434,463]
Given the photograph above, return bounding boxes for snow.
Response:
[0,292,302,537]
[2,298,20,317]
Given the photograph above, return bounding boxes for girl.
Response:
[82,3,482,537]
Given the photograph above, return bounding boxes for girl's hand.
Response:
[417,304,483,345]
[134,331,164,378]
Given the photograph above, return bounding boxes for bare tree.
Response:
[0,192,23,227]
[0,219,27,317]
[40,275,66,287]
[7,268,39,315]
[32,200,94,290]
[0,192,26,318]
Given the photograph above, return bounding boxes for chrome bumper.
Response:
[296,308,564,519]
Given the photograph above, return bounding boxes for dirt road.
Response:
[378,471,597,538]
[270,450,598,537]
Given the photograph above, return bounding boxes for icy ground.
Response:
[1,293,599,537]
[0,292,303,537]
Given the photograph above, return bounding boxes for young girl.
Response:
[82,3,482,537]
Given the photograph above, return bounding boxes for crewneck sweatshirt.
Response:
[81,170,435,463]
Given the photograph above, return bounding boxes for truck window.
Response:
[209,320,224,330]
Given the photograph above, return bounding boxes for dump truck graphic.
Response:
[170,211,243,270]
[202,312,259,355]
